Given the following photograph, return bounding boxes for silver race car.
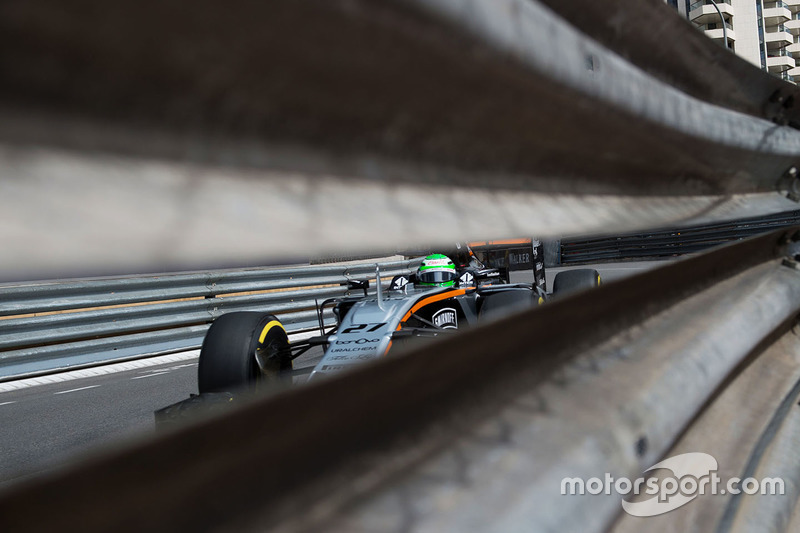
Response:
[194,246,600,394]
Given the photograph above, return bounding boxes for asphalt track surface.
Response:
[0,261,663,489]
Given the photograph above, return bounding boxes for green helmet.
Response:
[417,254,458,287]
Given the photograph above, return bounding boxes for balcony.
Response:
[689,0,734,25]
[786,17,800,35]
[698,21,736,42]
[765,30,794,47]
[703,28,736,43]
[787,0,800,10]
[764,1,792,25]
[767,49,796,72]
[787,42,800,58]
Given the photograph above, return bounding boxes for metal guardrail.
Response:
[2,204,786,382]
[541,0,800,127]
[0,258,422,381]
[561,210,800,264]
[3,1,800,532]
[3,0,800,281]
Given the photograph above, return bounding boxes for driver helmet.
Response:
[417,254,458,287]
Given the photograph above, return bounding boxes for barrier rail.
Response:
[561,210,800,264]
[3,0,800,280]
[0,258,422,381]
[3,0,800,532]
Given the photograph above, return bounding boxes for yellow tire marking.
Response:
[258,320,285,343]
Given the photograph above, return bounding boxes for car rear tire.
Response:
[478,289,536,321]
[552,268,601,297]
[198,312,292,393]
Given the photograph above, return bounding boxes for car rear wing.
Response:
[467,239,546,292]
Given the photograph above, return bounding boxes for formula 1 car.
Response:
[193,246,600,395]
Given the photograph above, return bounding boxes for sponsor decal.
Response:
[329,353,376,361]
[330,346,378,353]
[391,276,410,290]
[335,338,381,345]
[510,252,531,265]
[432,308,458,329]
[459,272,474,286]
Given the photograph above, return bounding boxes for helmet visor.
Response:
[418,269,458,285]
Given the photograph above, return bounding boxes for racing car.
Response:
[193,246,600,396]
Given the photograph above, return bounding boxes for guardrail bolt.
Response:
[782,257,800,270]
[585,54,597,72]
[767,90,792,124]
[791,179,800,202]
[779,166,800,202]
[783,229,800,264]
[635,436,648,458]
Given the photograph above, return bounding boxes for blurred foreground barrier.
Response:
[539,0,800,127]
[0,258,420,381]
[3,0,800,531]
[0,228,798,532]
[2,0,800,279]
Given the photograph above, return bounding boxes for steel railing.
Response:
[2,206,791,381]
[560,210,800,264]
[3,1,800,532]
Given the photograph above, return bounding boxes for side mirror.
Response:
[343,279,369,296]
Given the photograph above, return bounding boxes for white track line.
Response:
[0,351,200,393]
[131,372,170,380]
[53,385,100,395]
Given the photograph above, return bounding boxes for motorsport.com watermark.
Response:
[560,453,785,517]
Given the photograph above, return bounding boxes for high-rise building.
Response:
[667,0,800,83]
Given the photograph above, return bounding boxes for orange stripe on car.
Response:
[396,289,469,330]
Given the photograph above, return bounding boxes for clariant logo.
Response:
[560,453,785,517]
